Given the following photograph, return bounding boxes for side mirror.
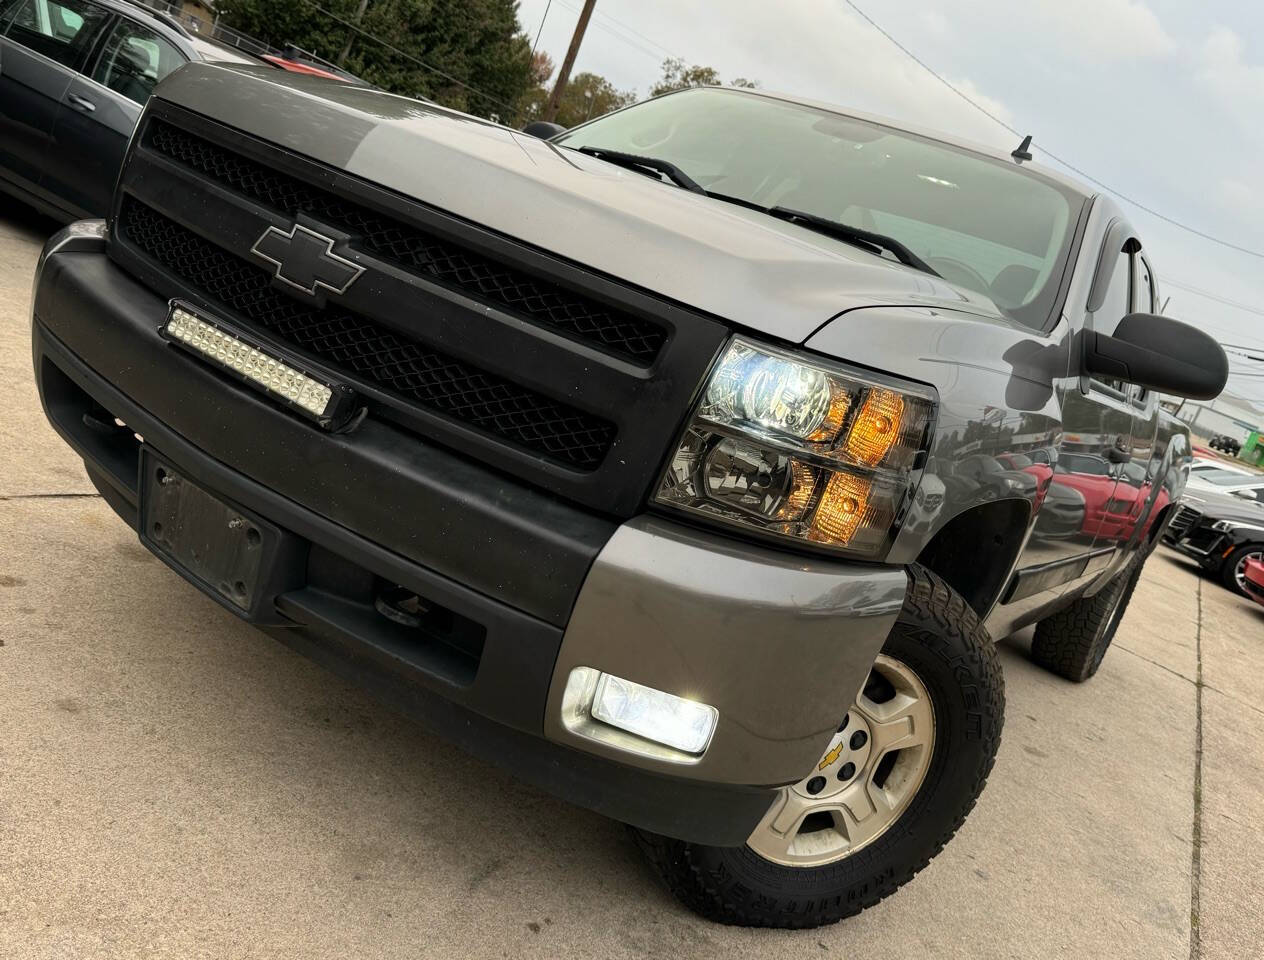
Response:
[1084,313,1228,400]
[1234,489,1261,502]
[522,121,566,139]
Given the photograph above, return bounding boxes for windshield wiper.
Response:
[701,191,938,277]
[575,146,706,194]
[572,149,938,278]
[766,206,940,277]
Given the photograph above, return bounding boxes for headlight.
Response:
[1210,519,1264,534]
[654,338,936,558]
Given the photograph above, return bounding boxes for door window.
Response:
[91,17,184,105]
[2,0,106,67]
[1135,257,1155,313]
[1132,256,1155,403]
[1091,246,1133,394]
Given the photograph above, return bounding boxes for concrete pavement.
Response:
[2,193,1262,959]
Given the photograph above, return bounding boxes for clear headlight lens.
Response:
[655,338,935,558]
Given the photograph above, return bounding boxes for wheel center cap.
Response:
[792,711,874,801]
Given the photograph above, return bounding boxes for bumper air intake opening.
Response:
[274,545,487,687]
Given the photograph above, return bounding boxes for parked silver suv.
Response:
[29,70,1227,927]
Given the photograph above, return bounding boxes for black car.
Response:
[0,0,292,221]
[1209,434,1242,456]
[1163,488,1264,595]
[944,453,1040,503]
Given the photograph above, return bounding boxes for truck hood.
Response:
[154,64,1006,343]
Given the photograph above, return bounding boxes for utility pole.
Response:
[336,0,370,67]
[543,0,596,123]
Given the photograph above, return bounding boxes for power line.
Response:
[297,0,521,115]
[840,0,1264,262]
[552,0,679,64]
[588,2,685,61]
[1164,277,1264,320]
[531,0,554,57]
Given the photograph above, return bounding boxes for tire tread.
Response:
[634,564,1004,928]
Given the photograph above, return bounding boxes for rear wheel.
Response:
[633,566,1003,929]
[1031,555,1143,682]
[1220,544,1264,596]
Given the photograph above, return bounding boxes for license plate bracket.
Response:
[138,449,301,621]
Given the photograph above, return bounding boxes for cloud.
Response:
[1025,0,1175,60]
[1195,26,1264,143]
[712,1,1020,148]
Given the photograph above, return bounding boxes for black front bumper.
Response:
[1161,531,1225,569]
[30,229,776,846]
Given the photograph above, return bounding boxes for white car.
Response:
[1190,457,1253,477]
[1187,468,1264,502]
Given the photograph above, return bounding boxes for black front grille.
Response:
[1167,505,1200,539]
[146,119,666,365]
[119,198,615,470]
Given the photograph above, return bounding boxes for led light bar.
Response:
[161,303,356,428]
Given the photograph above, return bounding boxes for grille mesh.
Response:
[146,119,667,365]
[119,199,615,469]
[1167,505,1200,539]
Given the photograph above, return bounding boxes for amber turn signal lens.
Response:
[846,389,905,466]
[809,471,872,544]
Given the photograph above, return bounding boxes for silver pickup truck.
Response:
[29,66,1227,928]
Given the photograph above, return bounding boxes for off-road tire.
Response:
[1031,554,1144,682]
[632,565,1004,929]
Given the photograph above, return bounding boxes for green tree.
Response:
[649,57,758,97]
[519,67,636,128]
[215,0,535,121]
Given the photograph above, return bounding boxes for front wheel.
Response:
[1221,544,1264,596]
[633,566,1004,929]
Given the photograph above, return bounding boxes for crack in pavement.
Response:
[1189,575,1204,960]
[0,493,100,501]
[1114,639,1264,720]
[1114,642,1197,685]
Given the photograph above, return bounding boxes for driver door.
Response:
[1010,223,1143,596]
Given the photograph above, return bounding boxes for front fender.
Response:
[806,304,1067,563]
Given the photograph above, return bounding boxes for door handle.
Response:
[66,92,96,113]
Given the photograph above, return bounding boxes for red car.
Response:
[261,54,359,83]
[1244,557,1264,607]
[1047,453,1135,540]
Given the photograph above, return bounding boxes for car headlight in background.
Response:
[1212,519,1264,534]
[654,338,936,558]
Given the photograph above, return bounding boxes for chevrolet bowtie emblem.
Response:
[251,223,364,297]
[818,741,845,770]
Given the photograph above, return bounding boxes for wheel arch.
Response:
[914,499,1031,619]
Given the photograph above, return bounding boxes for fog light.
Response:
[561,667,718,757]
[590,673,718,755]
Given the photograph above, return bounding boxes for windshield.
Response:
[1205,470,1256,486]
[1061,454,1112,476]
[1121,462,1148,484]
[558,87,1084,330]
[1003,454,1034,468]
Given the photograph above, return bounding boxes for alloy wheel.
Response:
[747,654,935,867]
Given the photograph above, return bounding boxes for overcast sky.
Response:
[519,0,1264,407]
